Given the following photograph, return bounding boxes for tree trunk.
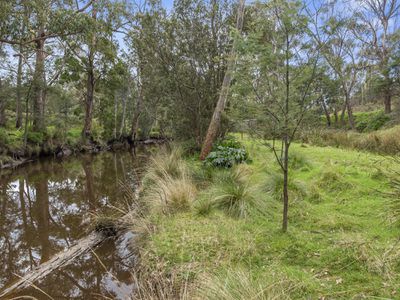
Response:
[0,79,6,127]
[32,29,46,132]
[199,0,246,160]
[119,89,127,139]
[82,67,95,138]
[16,49,23,128]
[340,102,346,127]
[384,89,391,114]
[333,106,339,126]
[130,83,143,143]
[320,98,331,127]
[82,8,97,139]
[282,139,289,233]
[345,93,355,129]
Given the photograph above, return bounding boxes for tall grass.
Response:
[196,164,264,218]
[264,170,308,202]
[197,270,293,300]
[302,126,400,155]
[142,146,197,215]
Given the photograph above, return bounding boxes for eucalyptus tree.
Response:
[354,0,400,113]
[309,3,363,129]
[233,0,319,232]
[0,0,95,132]
[60,0,126,139]
[199,0,246,160]
[125,0,236,144]
[165,0,235,145]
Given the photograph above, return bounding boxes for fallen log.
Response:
[0,232,107,298]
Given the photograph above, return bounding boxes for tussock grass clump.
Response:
[264,170,308,201]
[289,151,312,170]
[142,147,197,215]
[143,146,188,185]
[197,164,263,218]
[316,167,353,192]
[130,264,192,300]
[145,175,197,215]
[197,270,293,300]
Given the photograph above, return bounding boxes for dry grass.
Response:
[140,146,198,215]
[130,263,192,300]
[196,269,293,300]
[303,126,400,155]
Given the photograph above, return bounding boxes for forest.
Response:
[0,0,400,299]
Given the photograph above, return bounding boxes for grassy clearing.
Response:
[131,139,400,299]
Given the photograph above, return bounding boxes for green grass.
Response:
[139,138,400,299]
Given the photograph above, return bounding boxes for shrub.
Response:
[27,131,44,145]
[0,128,9,146]
[355,110,390,132]
[205,146,248,168]
[215,135,243,149]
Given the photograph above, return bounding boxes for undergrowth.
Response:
[120,139,399,299]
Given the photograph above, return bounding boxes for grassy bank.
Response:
[302,125,400,155]
[129,138,400,299]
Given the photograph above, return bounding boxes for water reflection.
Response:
[0,147,152,298]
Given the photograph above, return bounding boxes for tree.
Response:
[355,0,400,113]
[309,4,362,129]
[0,0,95,132]
[233,0,319,232]
[199,0,246,160]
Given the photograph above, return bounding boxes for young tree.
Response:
[233,0,318,232]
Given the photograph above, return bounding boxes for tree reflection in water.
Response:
[0,147,151,299]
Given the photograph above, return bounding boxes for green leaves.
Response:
[205,146,249,168]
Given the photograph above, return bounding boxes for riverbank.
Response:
[128,138,400,299]
[0,126,167,170]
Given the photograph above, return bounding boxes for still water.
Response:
[0,147,153,299]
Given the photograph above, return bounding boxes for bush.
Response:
[355,111,390,132]
[27,131,44,145]
[0,128,9,146]
[215,135,243,149]
[205,146,249,168]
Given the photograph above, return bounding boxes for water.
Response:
[0,147,154,299]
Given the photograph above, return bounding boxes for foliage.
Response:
[355,110,390,132]
[26,131,44,145]
[205,146,248,168]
